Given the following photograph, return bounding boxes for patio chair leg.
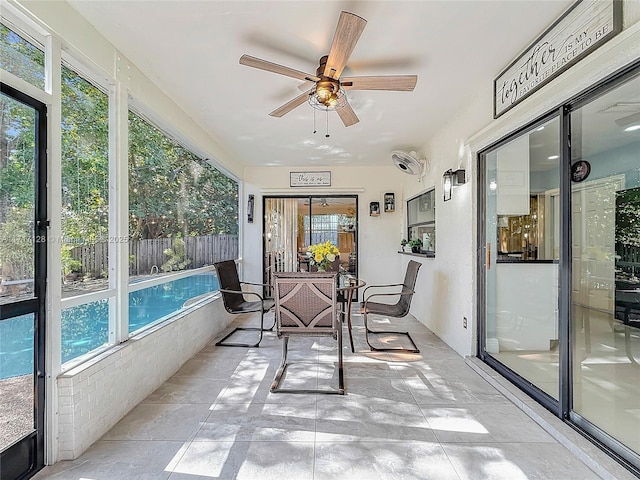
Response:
[363,312,420,353]
[270,335,345,395]
[270,337,289,392]
[216,309,266,348]
[337,322,345,394]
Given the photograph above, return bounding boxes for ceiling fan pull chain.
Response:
[313,108,317,134]
[326,109,330,138]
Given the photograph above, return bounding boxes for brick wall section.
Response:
[56,297,232,459]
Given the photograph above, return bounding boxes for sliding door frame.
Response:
[477,59,640,475]
[262,194,359,285]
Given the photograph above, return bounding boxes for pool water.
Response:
[0,273,218,379]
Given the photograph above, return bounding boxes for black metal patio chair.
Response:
[214,260,275,348]
[361,260,422,353]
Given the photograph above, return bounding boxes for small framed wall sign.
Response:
[290,171,331,187]
[369,201,380,217]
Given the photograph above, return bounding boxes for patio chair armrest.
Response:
[363,289,415,306]
[241,281,271,288]
[362,283,404,297]
[218,288,266,302]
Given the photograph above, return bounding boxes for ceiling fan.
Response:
[303,198,330,207]
[239,11,418,127]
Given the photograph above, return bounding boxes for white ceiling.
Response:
[66,0,576,168]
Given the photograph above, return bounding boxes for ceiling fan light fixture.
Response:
[315,81,334,101]
[308,81,348,111]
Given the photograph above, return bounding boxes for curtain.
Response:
[265,198,298,273]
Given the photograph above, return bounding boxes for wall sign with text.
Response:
[290,171,331,187]
[494,0,621,118]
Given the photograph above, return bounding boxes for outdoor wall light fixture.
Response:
[442,169,466,202]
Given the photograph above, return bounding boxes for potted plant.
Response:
[400,239,408,252]
[408,238,423,253]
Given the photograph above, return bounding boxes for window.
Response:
[60,64,109,296]
[305,214,339,245]
[59,64,111,364]
[128,111,239,276]
[407,189,435,253]
[0,23,45,89]
[127,110,239,333]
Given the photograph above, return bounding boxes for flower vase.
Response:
[317,266,326,272]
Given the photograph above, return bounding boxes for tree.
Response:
[0,207,33,280]
[128,111,238,240]
[616,187,640,247]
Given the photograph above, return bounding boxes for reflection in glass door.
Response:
[570,73,640,461]
[0,84,47,479]
[481,115,561,400]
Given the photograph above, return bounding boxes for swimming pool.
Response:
[0,273,219,379]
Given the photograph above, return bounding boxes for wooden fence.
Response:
[71,235,238,276]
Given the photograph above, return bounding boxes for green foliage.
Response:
[0,94,36,208]
[0,207,33,278]
[0,24,45,89]
[161,238,191,272]
[616,187,640,247]
[60,64,109,245]
[128,112,239,240]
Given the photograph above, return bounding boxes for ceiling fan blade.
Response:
[240,55,320,83]
[336,102,359,127]
[269,89,312,117]
[341,75,418,91]
[324,11,367,80]
[615,111,640,126]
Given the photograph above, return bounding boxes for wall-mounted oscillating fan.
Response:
[391,150,428,176]
[239,11,418,127]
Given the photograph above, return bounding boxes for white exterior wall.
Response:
[56,298,231,460]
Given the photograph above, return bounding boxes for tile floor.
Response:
[33,311,633,479]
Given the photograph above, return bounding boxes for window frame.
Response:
[406,188,436,255]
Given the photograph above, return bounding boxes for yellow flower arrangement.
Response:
[307,241,340,272]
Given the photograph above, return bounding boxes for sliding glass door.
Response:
[570,72,640,463]
[481,114,561,401]
[479,65,640,471]
[263,195,358,285]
